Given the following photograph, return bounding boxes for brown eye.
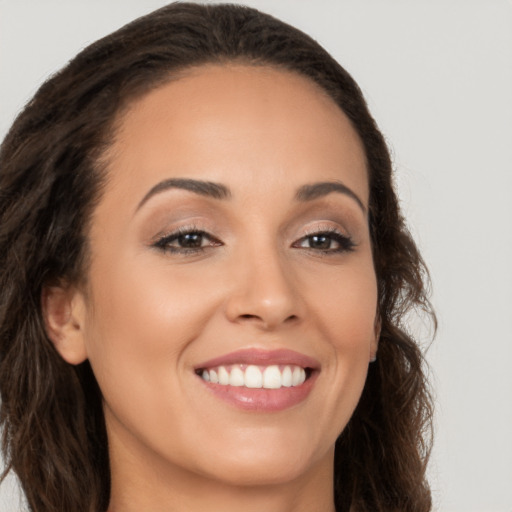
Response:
[306,234,333,250]
[154,229,222,253]
[176,232,204,248]
[293,231,355,253]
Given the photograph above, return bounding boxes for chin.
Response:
[206,457,316,488]
[191,430,332,488]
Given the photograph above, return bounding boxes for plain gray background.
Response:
[1,1,511,510]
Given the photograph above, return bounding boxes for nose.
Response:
[224,248,302,330]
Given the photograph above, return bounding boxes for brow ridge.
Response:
[295,181,366,212]
[137,178,231,211]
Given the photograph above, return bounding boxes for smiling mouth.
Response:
[195,364,313,389]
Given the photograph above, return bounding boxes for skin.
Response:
[44,64,379,512]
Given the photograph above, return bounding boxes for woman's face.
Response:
[72,65,378,488]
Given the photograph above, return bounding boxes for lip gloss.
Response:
[198,372,317,411]
[195,348,320,412]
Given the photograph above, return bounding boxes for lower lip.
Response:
[197,372,317,412]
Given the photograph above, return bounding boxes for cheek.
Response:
[79,259,234,463]
[304,261,377,426]
[307,260,378,347]
[81,258,226,403]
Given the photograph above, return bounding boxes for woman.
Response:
[0,3,434,511]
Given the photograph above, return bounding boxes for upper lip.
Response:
[195,348,320,371]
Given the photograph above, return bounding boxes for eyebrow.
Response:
[136,177,365,213]
[295,181,366,212]
[136,178,231,210]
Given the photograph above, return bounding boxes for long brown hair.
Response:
[0,3,435,511]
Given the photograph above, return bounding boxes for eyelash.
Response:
[153,226,222,254]
[152,226,355,255]
[292,228,356,254]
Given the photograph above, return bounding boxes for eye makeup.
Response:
[292,227,356,254]
[152,225,222,254]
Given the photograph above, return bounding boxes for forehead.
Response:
[102,64,368,208]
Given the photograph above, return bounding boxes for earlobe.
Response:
[370,315,381,363]
[41,283,88,365]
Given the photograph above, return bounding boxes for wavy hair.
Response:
[0,3,435,511]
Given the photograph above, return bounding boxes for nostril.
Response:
[238,313,298,323]
[240,314,259,320]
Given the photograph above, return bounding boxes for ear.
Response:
[41,283,88,365]
[370,315,381,363]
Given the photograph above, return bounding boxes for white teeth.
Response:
[229,367,244,387]
[245,365,263,388]
[200,364,309,388]
[292,366,304,386]
[282,366,292,387]
[263,365,282,389]
[218,366,230,385]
